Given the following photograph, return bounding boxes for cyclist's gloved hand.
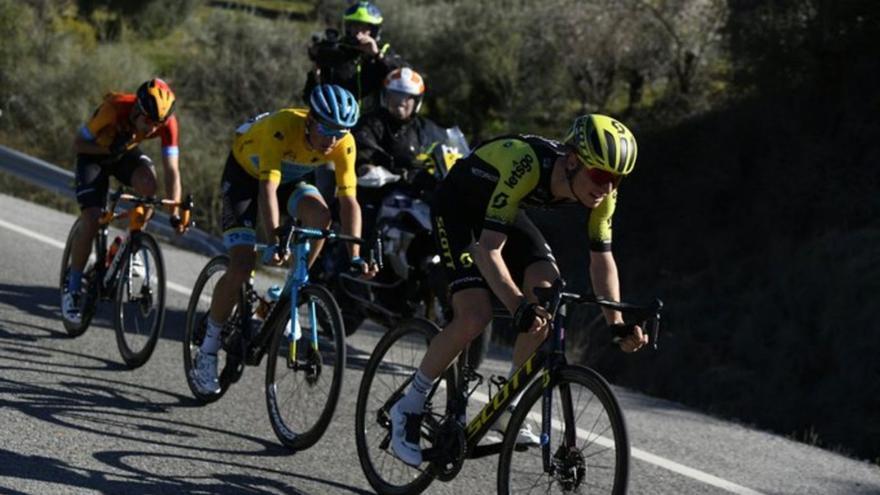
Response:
[512,299,549,334]
[609,323,648,353]
[349,256,367,274]
[349,256,378,279]
[169,214,183,231]
[261,242,288,266]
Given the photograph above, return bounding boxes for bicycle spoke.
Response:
[499,368,628,494]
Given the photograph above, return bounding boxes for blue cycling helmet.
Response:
[309,84,360,129]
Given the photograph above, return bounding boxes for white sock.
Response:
[397,370,434,415]
[200,317,223,355]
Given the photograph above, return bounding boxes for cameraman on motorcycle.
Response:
[353,67,447,236]
[303,1,407,113]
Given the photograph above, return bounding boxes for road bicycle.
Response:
[60,188,193,368]
[183,222,370,451]
[354,278,663,494]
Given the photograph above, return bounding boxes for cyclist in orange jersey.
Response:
[62,78,185,325]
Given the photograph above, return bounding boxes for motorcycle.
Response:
[314,126,492,368]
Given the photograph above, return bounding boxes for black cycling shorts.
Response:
[74,148,154,210]
[432,197,556,296]
[219,153,322,249]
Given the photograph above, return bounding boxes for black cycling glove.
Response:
[512,300,542,333]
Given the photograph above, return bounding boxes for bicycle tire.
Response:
[114,232,166,369]
[59,217,98,337]
[265,283,346,451]
[497,365,629,495]
[183,255,235,404]
[354,318,449,495]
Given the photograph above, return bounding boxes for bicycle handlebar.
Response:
[107,188,196,229]
[271,222,380,268]
[534,278,664,350]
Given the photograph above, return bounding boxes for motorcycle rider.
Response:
[353,67,447,236]
[303,1,407,113]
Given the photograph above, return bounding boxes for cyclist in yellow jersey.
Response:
[191,85,368,395]
[389,114,650,466]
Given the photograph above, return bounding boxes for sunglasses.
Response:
[586,166,623,188]
[315,121,349,139]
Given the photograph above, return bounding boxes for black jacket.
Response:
[353,108,447,174]
[303,29,406,112]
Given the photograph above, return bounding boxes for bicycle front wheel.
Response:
[498,366,629,495]
[114,232,166,369]
[265,283,346,451]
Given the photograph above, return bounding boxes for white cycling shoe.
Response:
[390,402,424,466]
[491,407,541,446]
[61,290,82,325]
[191,351,221,395]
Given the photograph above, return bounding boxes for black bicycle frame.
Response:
[91,224,134,300]
[435,281,570,460]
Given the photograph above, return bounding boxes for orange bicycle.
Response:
[60,188,193,368]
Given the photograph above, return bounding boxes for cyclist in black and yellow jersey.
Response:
[389,114,650,466]
[190,84,369,395]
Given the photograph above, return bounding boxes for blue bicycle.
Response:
[183,222,366,450]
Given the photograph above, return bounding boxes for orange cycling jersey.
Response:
[231,108,357,197]
[79,93,179,157]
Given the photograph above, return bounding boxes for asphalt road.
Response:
[0,192,878,494]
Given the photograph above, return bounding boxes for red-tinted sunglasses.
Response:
[586,166,623,188]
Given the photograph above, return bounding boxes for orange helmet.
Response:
[135,78,176,123]
[381,67,426,114]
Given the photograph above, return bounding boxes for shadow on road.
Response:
[0,447,373,494]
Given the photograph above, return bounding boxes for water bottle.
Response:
[255,284,281,320]
[267,285,282,302]
[106,236,122,267]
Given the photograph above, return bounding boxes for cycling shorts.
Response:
[74,149,154,210]
[220,153,322,249]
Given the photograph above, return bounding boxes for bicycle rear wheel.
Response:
[114,233,166,369]
[265,284,346,451]
[497,365,629,495]
[59,217,99,337]
[183,255,239,403]
[354,318,450,495]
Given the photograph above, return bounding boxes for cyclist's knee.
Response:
[132,165,158,197]
[294,194,330,229]
[522,261,560,301]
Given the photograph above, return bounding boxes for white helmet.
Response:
[381,67,426,114]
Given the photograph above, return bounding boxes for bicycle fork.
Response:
[285,240,321,377]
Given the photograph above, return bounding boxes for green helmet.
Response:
[564,114,638,176]
[343,2,383,26]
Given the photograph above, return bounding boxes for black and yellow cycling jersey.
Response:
[444,135,616,251]
[431,134,617,295]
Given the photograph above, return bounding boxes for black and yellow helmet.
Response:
[343,2,383,38]
[564,114,638,176]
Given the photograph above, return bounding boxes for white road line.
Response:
[0,218,66,250]
[4,216,765,495]
[459,381,766,495]
[0,218,192,298]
